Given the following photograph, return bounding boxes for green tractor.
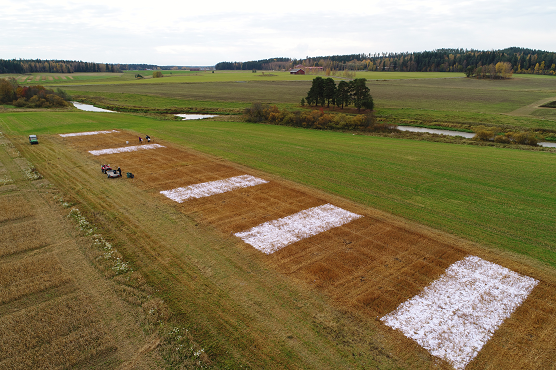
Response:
[28,135,38,145]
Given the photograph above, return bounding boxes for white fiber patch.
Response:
[380,255,538,370]
[59,130,119,137]
[234,204,362,254]
[88,143,165,156]
[160,175,268,203]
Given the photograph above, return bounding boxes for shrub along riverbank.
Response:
[244,103,397,133]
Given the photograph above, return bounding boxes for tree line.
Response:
[215,47,556,75]
[0,59,123,74]
[215,58,291,71]
[0,78,70,108]
[304,77,374,111]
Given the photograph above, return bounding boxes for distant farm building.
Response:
[290,68,305,75]
[189,68,201,71]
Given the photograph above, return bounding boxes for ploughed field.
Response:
[59,129,556,370]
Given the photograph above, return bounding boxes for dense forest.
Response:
[0,60,197,74]
[0,59,124,74]
[216,48,556,75]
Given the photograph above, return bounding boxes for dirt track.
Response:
[59,130,556,369]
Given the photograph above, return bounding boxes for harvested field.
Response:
[0,254,73,304]
[0,195,34,222]
[58,129,556,368]
[0,293,116,370]
[0,220,50,257]
[0,133,164,370]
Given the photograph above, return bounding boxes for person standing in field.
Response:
[146,135,151,142]
[139,137,143,143]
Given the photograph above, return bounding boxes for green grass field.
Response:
[55,72,556,130]
[2,111,555,269]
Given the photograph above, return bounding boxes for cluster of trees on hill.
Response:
[0,78,70,107]
[465,62,513,79]
[216,48,556,75]
[305,77,373,111]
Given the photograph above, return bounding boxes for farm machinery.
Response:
[101,164,133,179]
[101,164,121,178]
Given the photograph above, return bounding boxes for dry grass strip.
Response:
[0,254,72,304]
[0,195,34,222]
[0,292,115,369]
[0,220,49,257]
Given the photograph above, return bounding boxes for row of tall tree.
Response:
[215,48,556,75]
[305,77,374,111]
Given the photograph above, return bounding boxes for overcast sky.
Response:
[2,0,555,66]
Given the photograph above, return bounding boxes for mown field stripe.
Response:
[380,255,538,370]
[234,204,362,254]
[160,175,268,203]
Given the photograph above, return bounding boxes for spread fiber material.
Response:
[59,130,119,137]
[380,255,538,370]
[160,175,268,203]
[234,204,362,254]
[88,144,165,156]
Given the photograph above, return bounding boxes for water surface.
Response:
[397,125,555,148]
[175,114,218,120]
[72,102,117,113]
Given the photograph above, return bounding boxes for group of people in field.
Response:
[138,135,151,144]
[101,164,122,176]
